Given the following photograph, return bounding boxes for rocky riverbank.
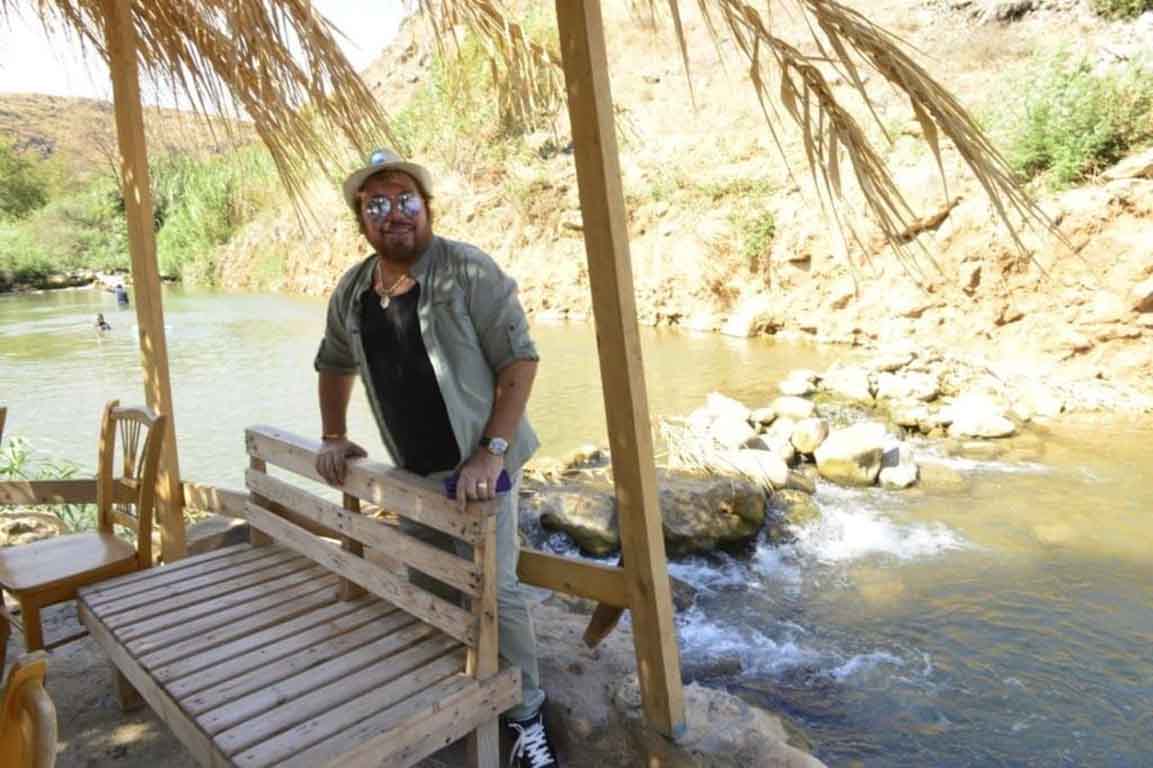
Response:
[521,342,1073,558]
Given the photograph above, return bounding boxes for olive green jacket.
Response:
[314,235,540,473]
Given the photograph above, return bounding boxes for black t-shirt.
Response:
[359,284,460,476]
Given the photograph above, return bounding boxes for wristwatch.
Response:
[479,436,509,457]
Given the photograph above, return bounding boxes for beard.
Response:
[371,222,433,264]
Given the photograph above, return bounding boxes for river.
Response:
[2,287,1152,767]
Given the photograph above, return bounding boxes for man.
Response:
[313,148,559,768]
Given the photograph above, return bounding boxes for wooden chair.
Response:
[0,401,167,655]
[0,652,57,768]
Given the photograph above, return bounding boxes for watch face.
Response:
[484,436,510,456]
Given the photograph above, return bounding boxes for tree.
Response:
[0,143,48,220]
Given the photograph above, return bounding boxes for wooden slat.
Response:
[137,584,342,669]
[245,426,490,542]
[518,549,629,608]
[113,478,139,504]
[159,599,395,694]
[246,470,481,596]
[246,502,476,646]
[125,574,339,657]
[78,600,233,768]
[81,544,265,604]
[109,509,139,531]
[92,547,300,618]
[466,513,500,766]
[117,564,325,642]
[183,482,248,518]
[0,479,97,505]
[180,610,419,717]
[556,0,685,737]
[105,556,312,630]
[209,630,459,754]
[234,654,474,768]
[274,667,521,768]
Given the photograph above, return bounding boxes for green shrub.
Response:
[0,142,49,220]
[0,437,95,532]
[737,209,776,271]
[994,53,1153,188]
[1090,0,1153,18]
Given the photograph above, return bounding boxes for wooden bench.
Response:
[77,426,520,768]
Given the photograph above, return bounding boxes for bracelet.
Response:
[321,432,347,441]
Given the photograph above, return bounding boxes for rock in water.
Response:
[790,417,830,454]
[822,364,874,403]
[536,490,620,556]
[659,473,766,555]
[814,422,887,486]
[879,443,919,489]
[772,395,817,420]
[944,394,1017,438]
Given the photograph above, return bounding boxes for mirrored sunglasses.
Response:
[363,192,423,221]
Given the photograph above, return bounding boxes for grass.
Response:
[990,52,1153,188]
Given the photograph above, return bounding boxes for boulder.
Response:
[536,489,620,556]
[764,489,822,543]
[1103,147,1153,181]
[821,364,874,403]
[887,400,933,431]
[944,394,1017,438]
[870,349,915,373]
[720,296,782,338]
[917,461,969,493]
[703,392,751,422]
[874,371,940,402]
[707,416,758,449]
[712,448,791,491]
[659,474,767,555]
[790,417,830,454]
[878,443,918,490]
[778,375,816,396]
[814,422,887,486]
[612,677,826,768]
[748,407,777,428]
[771,395,816,420]
[1132,276,1153,313]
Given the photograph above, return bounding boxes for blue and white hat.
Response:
[341,148,433,213]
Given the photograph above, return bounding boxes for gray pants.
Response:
[402,471,543,721]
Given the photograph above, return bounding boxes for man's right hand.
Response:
[316,438,367,486]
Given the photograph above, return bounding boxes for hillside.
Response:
[0,92,248,181]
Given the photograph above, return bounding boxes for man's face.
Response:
[358,171,432,263]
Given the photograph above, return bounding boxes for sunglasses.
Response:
[363,192,423,221]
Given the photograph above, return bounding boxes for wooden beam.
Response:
[554,0,685,737]
[101,0,185,561]
[0,480,97,506]
[517,550,628,608]
[182,482,248,519]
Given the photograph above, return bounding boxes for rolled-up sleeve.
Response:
[313,289,358,374]
[465,249,539,372]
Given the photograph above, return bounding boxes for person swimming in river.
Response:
[114,283,129,306]
[95,313,111,332]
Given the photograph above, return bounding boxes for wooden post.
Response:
[554,0,685,738]
[102,0,186,561]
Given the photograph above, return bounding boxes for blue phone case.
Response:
[443,468,511,498]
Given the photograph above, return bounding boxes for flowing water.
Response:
[3,287,1152,767]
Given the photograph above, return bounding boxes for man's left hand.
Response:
[455,449,504,505]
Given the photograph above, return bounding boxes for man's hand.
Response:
[316,438,367,486]
[455,449,504,506]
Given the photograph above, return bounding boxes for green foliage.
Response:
[0,437,96,532]
[736,209,776,271]
[0,142,49,220]
[993,53,1153,188]
[0,145,275,287]
[1089,0,1153,18]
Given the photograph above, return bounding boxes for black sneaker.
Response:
[506,706,560,767]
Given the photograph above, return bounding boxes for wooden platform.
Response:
[77,542,519,768]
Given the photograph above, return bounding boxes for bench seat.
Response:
[78,542,520,768]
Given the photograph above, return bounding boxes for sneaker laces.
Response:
[508,719,556,768]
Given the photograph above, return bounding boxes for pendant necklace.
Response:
[375,259,407,310]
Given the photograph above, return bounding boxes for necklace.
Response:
[375,259,408,310]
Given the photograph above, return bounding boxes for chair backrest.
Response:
[0,652,57,768]
[243,426,500,679]
[95,400,168,568]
